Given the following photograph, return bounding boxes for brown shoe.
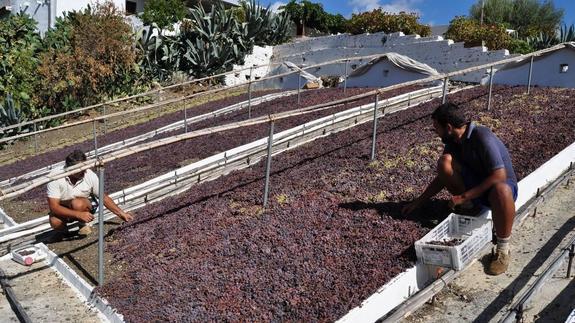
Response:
[78,224,93,236]
[488,251,510,275]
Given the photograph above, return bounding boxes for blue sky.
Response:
[266,0,575,27]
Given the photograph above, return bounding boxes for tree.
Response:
[346,9,431,36]
[469,0,563,38]
[280,0,326,36]
[141,0,188,31]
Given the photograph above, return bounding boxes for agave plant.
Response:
[558,24,575,43]
[526,31,558,50]
[0,94,30,139]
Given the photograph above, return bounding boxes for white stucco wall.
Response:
[56,0,124,17]
[492,49,575,88]
[341,60,432,88]
[272,32,515,83]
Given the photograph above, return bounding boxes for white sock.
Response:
[496,236,511,255]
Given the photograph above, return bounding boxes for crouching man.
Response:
[47,149,133,236]
[402,102,518,275]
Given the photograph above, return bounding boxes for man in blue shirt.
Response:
[403,102,518,275]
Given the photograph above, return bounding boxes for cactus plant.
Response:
[0,94,30,140]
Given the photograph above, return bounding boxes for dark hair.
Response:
[65,149,87,168]
[431,102,467,128]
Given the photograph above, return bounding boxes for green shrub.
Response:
[0,13,41,118]
[36,1,141,114]
[141,0,187,31]
[346,9,431,36]
[508,38,534,54]
[444,16,511,50]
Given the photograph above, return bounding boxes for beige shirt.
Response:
[46,169,99,201]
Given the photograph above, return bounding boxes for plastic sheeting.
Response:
[348,52,439,78]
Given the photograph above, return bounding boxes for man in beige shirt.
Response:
[47,150,133,236]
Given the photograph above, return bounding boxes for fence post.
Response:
[343,59,349,95]
[297,70,302,105]
[93,120,98,158]
[248,67,253,119]
[97,162,105,286]
[567,244,574,278]
[103,105,107,134]
[527,56,534,95]
[184,97,188,133]
[488,66,494,111]
[370,94,380,161]
[442,77,449,104]
[33,122,38,154]
[263,120,275,207]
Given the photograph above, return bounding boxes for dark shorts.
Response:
[89,194,99,214]
[461,167,518,208]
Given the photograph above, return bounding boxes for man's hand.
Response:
[402,200,421,216]
[119,211,134,222]
[449,194,467,209]
[77,211,95,223]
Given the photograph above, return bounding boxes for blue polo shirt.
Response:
[444,122,518,188]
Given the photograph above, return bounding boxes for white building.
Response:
[342,53,440,88]
[483,42,575,88]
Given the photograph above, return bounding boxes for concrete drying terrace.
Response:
[404,172,575,323]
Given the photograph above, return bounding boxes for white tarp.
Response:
[254,61,323,90]
[348,52,440,78]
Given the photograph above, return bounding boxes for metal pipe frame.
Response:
[92,121,98,158]
[488,66,494,111]
[248,67,253,119]
[263,121,275,207]
[97,164,105,286]
[370,94,380,160]
[297,70,302,105]
[442,77,449,104]
[527,56,534,94]
[343,60,349,95]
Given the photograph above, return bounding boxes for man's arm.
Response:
[48,198,94,223]
[452,168,507,205]
[103,194,134,222]
[402,176,445,215]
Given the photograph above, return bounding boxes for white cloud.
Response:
[269,1,286,12]
[349,0,421,14]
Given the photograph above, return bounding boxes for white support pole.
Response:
[370,94,380,161]
[184,97,188,133]
[297,70,302,105]
[97,164,105,286]
[103,105,107,134]
[343,60,349,95]
[263,121,274,207]
[33,122,38,154]
[93,121,98,158]
[442,77,449,104]
[248,67,253,119]
[527,56,534,95]
[488,66,494,111]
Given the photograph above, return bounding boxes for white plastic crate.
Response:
[566,308,575,323]
[415,214,492,270]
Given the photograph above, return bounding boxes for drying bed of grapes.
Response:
[96,85,575,321]
[6,87,421,221]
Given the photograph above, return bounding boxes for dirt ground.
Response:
[404,173,575,323]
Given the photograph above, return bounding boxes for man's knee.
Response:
[49,214,66,231]
[437,154,454,176]
[70,198,91,212]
